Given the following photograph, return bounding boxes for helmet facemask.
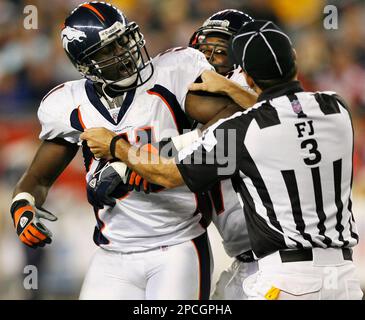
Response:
[191,31,232,75]
[76,22,153,93]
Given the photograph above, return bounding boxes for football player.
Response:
[83,9,260,300]
[10,2,248,300]
[189,9,259,300]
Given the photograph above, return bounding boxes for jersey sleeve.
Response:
[155,47,214,112]
[176,112,246,193]
[38,84,81,144]
[176,48,214,110]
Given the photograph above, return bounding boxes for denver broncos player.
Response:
[189,9,259,300]
[84,9,260,300]
[10,2,243,300]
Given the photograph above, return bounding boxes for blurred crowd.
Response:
[1,0,365,299]
[1,0,365,191]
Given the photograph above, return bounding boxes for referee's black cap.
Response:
[230,20,295,80]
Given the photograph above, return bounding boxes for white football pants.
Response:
[79,232,212,300]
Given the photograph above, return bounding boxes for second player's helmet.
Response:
[61,1,153,93]
[189,9,254,73]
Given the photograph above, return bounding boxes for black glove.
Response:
[87,161,129,209]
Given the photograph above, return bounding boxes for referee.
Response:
[81,20,363,300]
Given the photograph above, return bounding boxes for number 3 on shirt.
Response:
[301,138,322,165]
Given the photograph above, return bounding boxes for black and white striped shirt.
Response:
[177,81,359,258]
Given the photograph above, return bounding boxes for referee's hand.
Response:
[189,70,230,95]
[81,128,116,159]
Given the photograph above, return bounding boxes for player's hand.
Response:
[80,128,117,159]
[87,161,129,209]
[11,200,57,249]
[188,70,232,94]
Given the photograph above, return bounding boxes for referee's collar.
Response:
[257,80,304,102]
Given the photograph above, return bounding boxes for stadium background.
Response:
[0,0,364,299]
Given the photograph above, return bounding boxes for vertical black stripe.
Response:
[210,182,224,215]
[333,159,349,246]
[195,192,213,229]
[282,170,316,246]
[348,216,359,243]
[240,143,283,234]
[192,232,211,300]
[311,167,332,246]
[336,98,360,243]
[234,174,302,258]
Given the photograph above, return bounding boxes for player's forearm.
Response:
[201,103,242,131]
[13,172,50,207]
[115,139,184,189]
[223,82,258,108]
[189,70,258,108]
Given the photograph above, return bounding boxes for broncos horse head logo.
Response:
[61,26,87,53]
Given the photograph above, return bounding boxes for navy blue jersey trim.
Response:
[147,84,191,134]
[70,108,85,132]
[191,232,211,300]
[93,208,110,246]
[85,80,136,125]
[117,88,136,123]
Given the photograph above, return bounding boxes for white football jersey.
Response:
[207,67,252,257]
[38,47,213,252]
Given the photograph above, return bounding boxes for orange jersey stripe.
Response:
[147,91,179,132]
[77,106,86,130]
[82,3,105,21]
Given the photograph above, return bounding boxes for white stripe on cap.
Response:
[260,21,272,31]
[232,31,257,70]
[262,29,292,44]
[258,32,283,76]
[233,20,292,77]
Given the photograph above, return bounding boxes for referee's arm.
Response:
[80,122,240,191]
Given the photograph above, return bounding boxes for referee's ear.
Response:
[244,73,261,95]
[292,48,298,61]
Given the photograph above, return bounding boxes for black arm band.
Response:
[110,135,125,159]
